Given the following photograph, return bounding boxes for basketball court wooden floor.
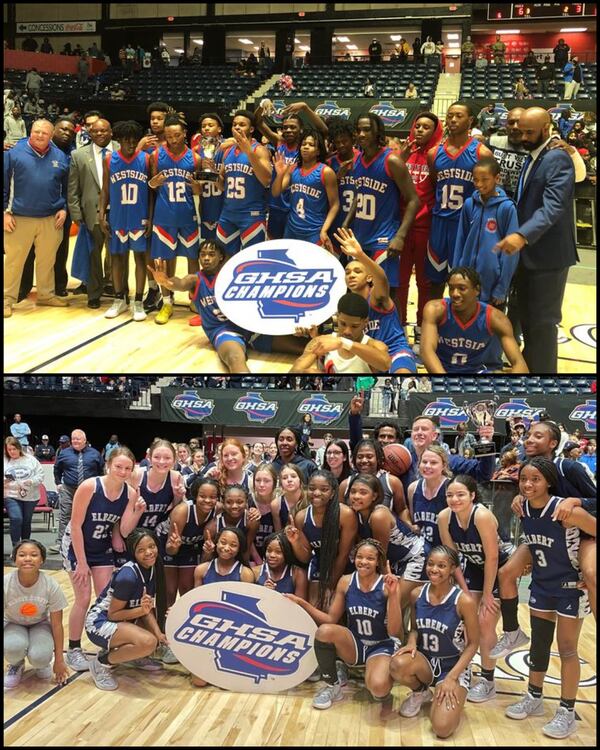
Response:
[3,567,596,747]
[4,249,596,374]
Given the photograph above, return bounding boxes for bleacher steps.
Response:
[432,72,462,119]
[241,73,283,113]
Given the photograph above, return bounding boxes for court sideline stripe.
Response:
[25,319,135,373]
[3,670,86,729]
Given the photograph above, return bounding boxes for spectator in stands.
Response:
[102,434,121,462]
[412,37,421,63]
[161,46,170,66]
[452,423,478,457]
[536,55,554,97]
[477,103,499,135]
[489,35,506,64]
[401,377,418,399]
[368,38,382,64]
[435,40,444,71]
[552,38,570,68]
[10,414,32,448]
[246,52,259,77]
[118,46,127,68]
[4,89,17,117]
[579,441,596,477]
[475,52,488,70]
[513,76,529,100]
[61,43,72,56]
[46,102,59,119]
[563,56,582,100]
[88,41,100,58]
[382,378,396,413]
[522,49,537,68]
[558,107,574,139]
[55,435,70,461]
[50,428,104,553]
[125,43,136,74]
[72,44,84,57]
[34,435,56,461]
[23,96,44,118]
[278,73,295,93]
[416,375,432,392]
[491,449,520,483]
[77,53,89,90]
[25,68,43,99]
[363,77,376,96]
[4,104,27,145]
[404,82,418,99]
[3,437,45,546]
[21,36,38,53]
[397,38,410,63]
[420,36,436,65]
[461,35,475,67]
[40,37,54,55]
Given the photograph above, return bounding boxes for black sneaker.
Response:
[71,284,87,295]
[143,287,163,313]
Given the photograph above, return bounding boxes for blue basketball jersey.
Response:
[153,145,198,226]
[522,496,583,591]
[256,562,295,594]
[448,505,512,568]
[432,138,481,219]
[203,559,244,584]
[415,583,465,662]
[412,478,449,550]
[221,141,268,220]
[192,270,244,340]
[79,477,129,557]
[365,292,411,357]
[286,163,329,236]
[344,470,394,512]
[216,510,250,536]
[107,150,150,232]
[303,505,322,578]
[357,510,421,564]
[248,498,275,558]
[269,142,298,212]
[88,561,156,625]
[199,145,224,224]
[436,299,494,373]
[138,469,175,532]
[327,149,359,236]
[346,572,389,644]
[352,148,401,248]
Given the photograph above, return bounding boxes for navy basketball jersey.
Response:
[192,270,245,340]
[270,142,299,212]
[91,561,156,618]
[79,477,129,556]
[221,141,268,220]
[256,562,295,594]
[436,299,494,373]
[216,510,249,536]
[357,510,421,565]
[352,147,401,248]
[432,137,481,219]
[346,572,389,644]
[415,583,465,662]
[107,150,150,233]
[199,145,224,224]
[344,470,394,512]
[448,505,512,568]
[303,504,322,578]
[366,292,411,358]
[412,478,449,549]
[248,499,275,558]
[138,469,175,532]
[327,149,359,236]
[153,145,198,226]
[203,559,244,584]
[522,496,582,590]
[287,163,329,236]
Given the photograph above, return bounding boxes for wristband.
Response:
[340,337,353,351]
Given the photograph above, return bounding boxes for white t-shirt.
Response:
[4,570,68,627]
[323,334,373,373]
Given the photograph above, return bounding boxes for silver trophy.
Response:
[196,136,219,182]
[464,398,497,456]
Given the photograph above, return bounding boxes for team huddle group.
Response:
[5,399,596,740]
[4,95,578,373]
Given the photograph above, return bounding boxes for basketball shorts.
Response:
[201,220,218,242]
[462,560,500,597]
[529,581,590,619]
[426,214,460,284]
[151,223,200,260]
[163,542,200,568]
[109,228,148,255]
[364,240,400,288]
[424,654,471,689]
[61,532,114,571]
[394,548,426,581]
[85,611,118,651]
[217,215,267,256]
[284,223,322,245]
[349,635,396,667]
[267,207,289,240]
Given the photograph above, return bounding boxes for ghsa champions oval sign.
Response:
[165,582,317,693]
[215,239,347,335]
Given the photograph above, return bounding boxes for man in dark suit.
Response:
[67,118,120,308]
[494,107,577,373]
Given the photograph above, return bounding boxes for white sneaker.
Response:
[159,644,178,664]
[306,668,321,683]
[543,707,577,739]
[505,692,545,720]
[467,677,496,703]
[312,681,344,709]
[4,662,25,689]
[34,664,53,680]
[127,657,162,672]
[489,627,530,660]
[132,300,146,321]
[104,298,128,319]
[399,688,433,717]
[89,656,118,691]
[65,647,90,672]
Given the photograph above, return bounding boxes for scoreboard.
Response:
[487,3,596,19]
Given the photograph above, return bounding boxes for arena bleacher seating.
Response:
[429,376,594,394]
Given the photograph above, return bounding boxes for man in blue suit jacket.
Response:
[493,107,577,373]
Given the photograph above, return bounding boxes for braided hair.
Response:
[308,469,340,609]
[351,537,386,574]
[262,531,296,567]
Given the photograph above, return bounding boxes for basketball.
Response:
[382,443,412,476]
[19,602,39,617]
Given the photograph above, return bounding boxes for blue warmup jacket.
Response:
[4,138,69,216]
[453,187,519,302]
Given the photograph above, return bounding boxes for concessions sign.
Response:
[165,582,317,693]
[215,239,346,336]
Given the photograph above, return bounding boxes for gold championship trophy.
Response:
[463,398,498,456]
[196,136,219,182]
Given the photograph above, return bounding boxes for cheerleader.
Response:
[286,539,402,709]
[505,457,595,739]
[389,545,479,739]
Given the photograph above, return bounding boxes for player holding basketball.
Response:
[148,115,201,325]
[346,113,419,312]
[420,267,528,373]
[216,110,272,255]
[99,120,152,321]
[426,102,493,299]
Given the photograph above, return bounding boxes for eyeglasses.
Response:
[326,449,343,456]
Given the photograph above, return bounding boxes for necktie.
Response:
[516,154,532,202]
[100,147,108,187]
[77,451,84,485]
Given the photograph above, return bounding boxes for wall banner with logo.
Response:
[165,582,317,693]
[161,388,352,428]
[266,98,423,131]
[407,394,596,436]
